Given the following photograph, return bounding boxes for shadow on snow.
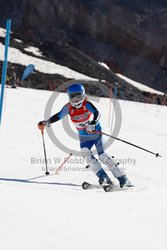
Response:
[0,177,81,187]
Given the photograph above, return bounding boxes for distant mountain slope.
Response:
[0,27,166,105]
[0,0,167,92]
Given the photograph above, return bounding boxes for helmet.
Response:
[67,84,86,108]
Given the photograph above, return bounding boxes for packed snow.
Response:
[0,87,167,250]
[0,27,6,37]
[0,42,98,80]
[98,61,110,70]
[117,73,164,95]
[24,46,44,57]
[98,61,164,95]
[14,38,23,43]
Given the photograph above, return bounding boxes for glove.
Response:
[38,120,50,130]
[85,120,96,134]
[38,121,45,130]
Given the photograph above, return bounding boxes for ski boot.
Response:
[117,175,134,188]
[97,169,114,187]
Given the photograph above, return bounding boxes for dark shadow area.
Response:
[0,177,81,187]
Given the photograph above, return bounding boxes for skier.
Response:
[38,83,133,188]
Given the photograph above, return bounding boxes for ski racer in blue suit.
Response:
[38,84,133,188]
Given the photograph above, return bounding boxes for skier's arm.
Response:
[38,104,69,129]
[86,101,101,124]
[85,101,101,134]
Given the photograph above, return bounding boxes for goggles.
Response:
[69,92,83,99]
[69,92,84,102]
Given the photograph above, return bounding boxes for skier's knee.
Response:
[81,147,92,160]
[99,153,114,166]
[81,147,101,174]
[99,153,123,178]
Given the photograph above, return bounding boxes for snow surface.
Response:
[98,61,110,70]
[0,27,6,37]
[0,42,98,80]
[0,87,167,250]
[24,46,44,57]
[117,73,164,95]
[98,61,164,95]
[14,38,23,43]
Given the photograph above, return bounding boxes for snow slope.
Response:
[0,87,167,250]
[117,73,164,95]
[0,42,98,80]
[98,61,164,95]
[1,27,164,95]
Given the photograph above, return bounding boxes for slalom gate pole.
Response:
[96,130,161,157]
[0,19,11,125]
[110,82,118,133]
[108,87,112,129]
[55,153,72,175]
[40,129,50,175]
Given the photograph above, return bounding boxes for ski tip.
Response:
[82,182,90,190]
[103,185,114,192]
[156,153,162,158]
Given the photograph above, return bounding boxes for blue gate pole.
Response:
[0,19,11,125]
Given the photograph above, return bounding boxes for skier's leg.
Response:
[99,152,123,178]
[95,136,122,177]
[99,152,133,187]
[94,136,133,187]
[81,147,113,185]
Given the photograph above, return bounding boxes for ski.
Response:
[82,181,103,190]
[103,184,134,192]
[82,182,134,192]
[82,181,116,191]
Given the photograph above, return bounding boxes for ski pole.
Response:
[96,130,161,157]
[55,153,72,175]
[40,128,50,175]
